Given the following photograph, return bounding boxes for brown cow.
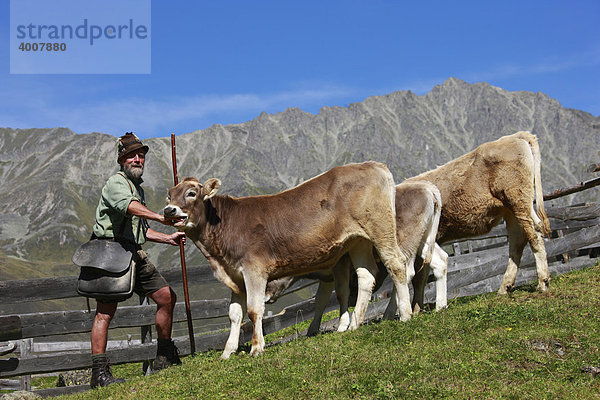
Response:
[163,162,413,358]
[406,131,551,294]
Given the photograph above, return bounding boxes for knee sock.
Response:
[157,338,173,356]
[92,353,108,365]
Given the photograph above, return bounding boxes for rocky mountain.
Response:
[1,78,599,280]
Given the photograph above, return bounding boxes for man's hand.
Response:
[161,214,186,227]
[166,231,186,246]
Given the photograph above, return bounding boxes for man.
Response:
[89,132,186,388]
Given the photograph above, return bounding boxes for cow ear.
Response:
[202,178,221,200]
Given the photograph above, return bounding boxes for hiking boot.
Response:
[90,357,125,388]
[153,339,182,372]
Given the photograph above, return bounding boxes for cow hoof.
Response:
[337,320,350,332]
[250,347,264,357]
[537,281,550,292]
[498,284,513,295]
[348,322,359,331]
[398,305,412,322]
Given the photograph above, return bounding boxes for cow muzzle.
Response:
[163,205,188,227]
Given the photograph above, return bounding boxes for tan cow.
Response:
[309,131,550,334]
[406,131,551,294]
[388,181,448,313]
[266,181,448,335]
[163,161,413,358]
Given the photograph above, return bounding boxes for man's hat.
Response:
[117,132,149,163]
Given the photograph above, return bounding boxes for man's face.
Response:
[122,149,146,180]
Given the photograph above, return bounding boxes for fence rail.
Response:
[1,193,600,397]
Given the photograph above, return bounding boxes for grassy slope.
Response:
[55,262,600,399]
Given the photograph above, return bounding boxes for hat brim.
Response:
[118,144,149,161]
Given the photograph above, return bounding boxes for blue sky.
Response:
[1,0,599,139]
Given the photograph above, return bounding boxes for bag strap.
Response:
[133,214,142,244]
[116,172,144,243]
[117,171,134,194]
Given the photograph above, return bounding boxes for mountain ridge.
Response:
[1,78,598,280]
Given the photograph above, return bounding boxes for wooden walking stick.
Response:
[171,133,196,355]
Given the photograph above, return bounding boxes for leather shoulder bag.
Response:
[74,174,143,302]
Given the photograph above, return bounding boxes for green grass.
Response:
[46,262,600,399]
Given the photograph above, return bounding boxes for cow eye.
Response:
[186,191,196,198]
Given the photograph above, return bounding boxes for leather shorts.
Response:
[132,250,170,298]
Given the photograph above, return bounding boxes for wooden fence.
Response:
[1,189,599,397]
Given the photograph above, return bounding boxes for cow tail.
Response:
[383,166,397,227]
[525,132,551,236]
[421,185,442,265]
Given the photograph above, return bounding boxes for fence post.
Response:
[139,295,153,375]
[19,338,33,391]
[557,230,570,263]
[452,242,462,256]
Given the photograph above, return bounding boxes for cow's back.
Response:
[207,161,397,280]
[406,132,537,242]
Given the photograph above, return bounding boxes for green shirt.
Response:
[92,171,147,245]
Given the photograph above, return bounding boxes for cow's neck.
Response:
[190,234,211,259]
[191,231,243,295]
